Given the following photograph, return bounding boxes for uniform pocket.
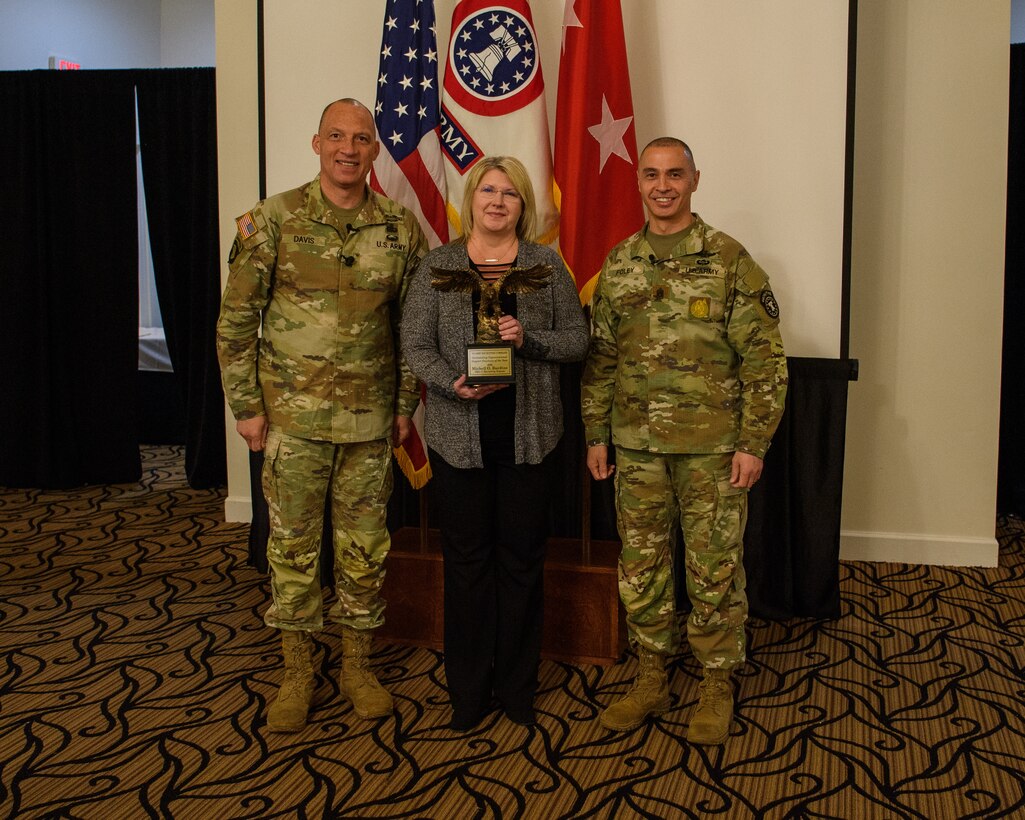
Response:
[370,439,394,506]
[260,429,283,504]
[710,469,747,552]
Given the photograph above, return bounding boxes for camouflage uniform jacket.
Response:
[581,215,787,459]
[216,178,426,443]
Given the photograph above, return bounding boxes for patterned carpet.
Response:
[1,446,1023,819]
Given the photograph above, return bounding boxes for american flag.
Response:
[371,0,450,249]
[235,211,257,239]
[372,0,446,490]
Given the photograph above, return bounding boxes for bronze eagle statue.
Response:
[430,264,553,344]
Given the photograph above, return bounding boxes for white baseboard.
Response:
[216,508,1001,566]
[224,495,254,523]
[839,529,998,567]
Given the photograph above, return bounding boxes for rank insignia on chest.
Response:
[760,290,780,319]
[689,296,711,319]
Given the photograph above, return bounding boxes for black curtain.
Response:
[0,68,225,489]
[549,355,850,619]
[248,357,850,620]
[745,357,850,619]
[998,44,1025,517]
[136,68,226,488]
[0,70,141,488]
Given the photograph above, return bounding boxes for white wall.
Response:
[215,0,261,522]
[161,0,214,66]
[217,1,1010,569]
[223,0,849,521]
[260,0,848,360]
[0,0,212,69]
[0,0,160,69]
[841,0,1007,566]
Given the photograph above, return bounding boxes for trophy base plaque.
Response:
[465,342,515,385]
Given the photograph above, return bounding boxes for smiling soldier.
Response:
[217,99,427,732]
[581,137,788,745]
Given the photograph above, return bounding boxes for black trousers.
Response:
[428,441,553,718]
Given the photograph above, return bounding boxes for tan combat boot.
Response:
[686,668,733,745]
[599,646,672,731]
[339,626,393,719]
[266,630,315,732]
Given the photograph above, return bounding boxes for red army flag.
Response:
[440,0,557,243]
[554,0,643,305]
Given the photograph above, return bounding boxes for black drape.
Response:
[0,70,141,487]
[547,355,850,619]
[136,68,226,488]
[998,44,1025,517]
[0,68,225,490]
[745,357,850,619]
[248,356,850,620]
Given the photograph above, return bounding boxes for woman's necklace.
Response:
[471,235,517,264]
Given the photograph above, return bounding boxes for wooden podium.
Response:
[246,448,627,665]
[378,527,626,665]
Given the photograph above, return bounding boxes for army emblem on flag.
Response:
[440,0,557,242]
[445,6,543,116]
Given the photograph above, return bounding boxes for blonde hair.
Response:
[459,156,537,242]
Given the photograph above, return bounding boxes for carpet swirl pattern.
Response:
[1,446,1023,818]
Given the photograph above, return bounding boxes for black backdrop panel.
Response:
[137,68,227,488]
[745,357,850,619]
[998,44,1025,517]
[0,68,226,490]
[0,70,141,488]
[246,356,850,620]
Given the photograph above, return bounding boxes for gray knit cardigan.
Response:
[400,241,589,469]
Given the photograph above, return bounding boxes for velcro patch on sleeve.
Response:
[760,289,780,319]
[235,211,258,239]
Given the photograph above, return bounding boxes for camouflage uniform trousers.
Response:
[614,447,749,669]
[261,427,394,632]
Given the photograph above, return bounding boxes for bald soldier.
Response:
[581,137,787,744]
[217,99,426,731]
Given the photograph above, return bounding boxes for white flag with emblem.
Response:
[440,0,557,243]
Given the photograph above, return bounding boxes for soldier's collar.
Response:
[308,178,393,231]
[632,214,708,261]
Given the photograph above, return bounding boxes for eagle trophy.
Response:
[430,264,553,343]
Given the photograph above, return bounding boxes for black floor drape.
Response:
[0,69,225,490]
[137,68,226,488]
[745,357,850,619]
[0,70,141,488]
[247,356,850,620]
[998,44,1025,517]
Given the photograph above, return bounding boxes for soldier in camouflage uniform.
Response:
[581,137,787,744]
[216,99,427,732]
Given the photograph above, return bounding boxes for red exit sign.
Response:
[48,56,82,70]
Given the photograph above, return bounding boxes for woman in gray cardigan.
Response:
[401,156,588,730]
